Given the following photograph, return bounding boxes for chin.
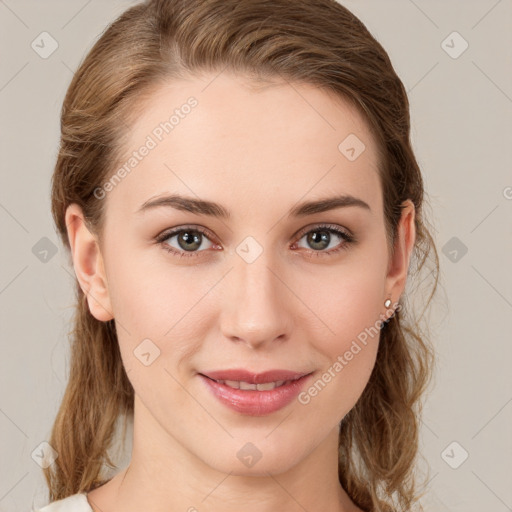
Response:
[204,446,301,477]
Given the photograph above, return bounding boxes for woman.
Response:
[35,0,439,510]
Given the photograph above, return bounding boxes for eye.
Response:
[292,223,355,257]
[155,226,219,259]
[154,223,355,260]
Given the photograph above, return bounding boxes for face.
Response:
[66,71,415,477]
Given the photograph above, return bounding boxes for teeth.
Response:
[256,382,278,391]
[239,381,257,390]
[216,379,292,390]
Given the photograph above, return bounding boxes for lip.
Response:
[198,369,315,416]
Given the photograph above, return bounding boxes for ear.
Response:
[384,199,416,308]
[64,203,114,322]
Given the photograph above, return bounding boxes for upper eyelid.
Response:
[294,223,351,238]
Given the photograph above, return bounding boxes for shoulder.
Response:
[32,493,92,512]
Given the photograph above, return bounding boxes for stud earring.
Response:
[381,298,394,330]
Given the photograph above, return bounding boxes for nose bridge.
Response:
[220,246,291,347]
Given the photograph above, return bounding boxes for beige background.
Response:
[1,1,511,511]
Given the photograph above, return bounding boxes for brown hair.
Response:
[47,1,440,510]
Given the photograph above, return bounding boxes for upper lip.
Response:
[200,369,313,384]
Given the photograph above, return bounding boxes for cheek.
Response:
[296,270,382,420]
[294,258,385,400]
[105,248,217,373]
[103,237,203,332]
[302,261,385,344]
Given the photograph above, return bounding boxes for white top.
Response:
[33,493,93,512]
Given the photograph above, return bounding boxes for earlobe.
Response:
[64,203,114,322]
[385,199,416,301]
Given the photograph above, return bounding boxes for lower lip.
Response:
[199,373,314,416]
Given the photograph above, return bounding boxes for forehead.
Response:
[106,72,382,220]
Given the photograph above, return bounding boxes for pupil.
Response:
[308,231,329,250]
[179,231,201,251]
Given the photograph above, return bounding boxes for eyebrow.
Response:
[136,193,371,218]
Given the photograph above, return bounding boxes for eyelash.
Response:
[154,223,355,260]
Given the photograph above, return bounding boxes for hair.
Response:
[46,0,440,510]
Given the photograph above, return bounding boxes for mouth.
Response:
[198,369,315,416]
[199,368,313,385]
[201,377,301,391]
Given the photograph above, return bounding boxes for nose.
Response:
[219,253,293,350]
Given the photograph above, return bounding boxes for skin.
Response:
[65,71,416,512]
